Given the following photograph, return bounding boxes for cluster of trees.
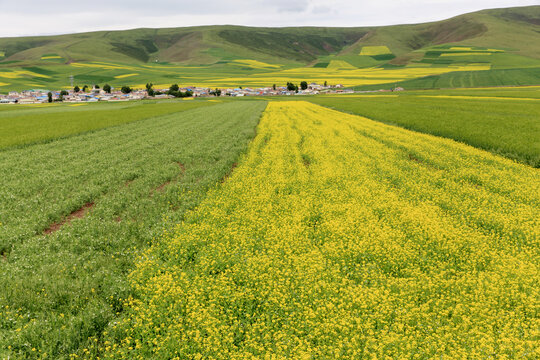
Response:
[285,81,309,93]
[71,83,192,98]
[47,90,69,102]
[146,83,155,96]
[73,84,111,93]
[59,90,68,101]
[286,82,298,92]
[167,84,192,98]
[209,88,222,97]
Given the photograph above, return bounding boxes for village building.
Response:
[0,82,374,104]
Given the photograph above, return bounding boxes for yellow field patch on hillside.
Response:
[92,61,139,70]
[133,83,172,90]
[448,63,491,70]
[71,63,119,70]
[0,51,5,57]
[445,47,503,53]
[71,62,137,71]
[231,59,281,69]
[0,82,10,86]
[41,56,62,60]
[360,46,391,55]
[441,52,492,57]
[69,103,87,106]
[115,73,139,79]
[0,70,51,79]
[108,101,539,359]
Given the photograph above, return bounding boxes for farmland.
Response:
[0,4,539,359]
[101,102,539,359]
[0,101,266,359]
[308,88,540,167]
[0,89,538,359]
[0,100,214,149]
[0,59,499,91]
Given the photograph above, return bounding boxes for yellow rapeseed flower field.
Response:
[197,64,491,87]
[440,52,493,57]
[71,62,138,70]
[104,102,539,359]
[360,46,392,55]
[231,59,281,69]
[0,70,51,79]
[449,47,474,51]
[114,73,139,79]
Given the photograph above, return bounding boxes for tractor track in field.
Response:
[43,202,95,235]
[43,162,187,232]
[153,162,186,194]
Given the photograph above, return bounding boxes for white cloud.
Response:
[0,0,537,37]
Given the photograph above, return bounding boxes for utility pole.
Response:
[70,75,74,88]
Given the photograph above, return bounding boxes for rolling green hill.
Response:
[0,5,538,92]
[0,26,369,65]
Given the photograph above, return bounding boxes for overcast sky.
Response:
[0,0,538,37]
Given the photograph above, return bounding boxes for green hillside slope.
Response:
[0,5,538,92]
[0,26,369,65]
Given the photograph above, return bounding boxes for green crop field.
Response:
[353,67,540,91]
[308,89,540,167]
[0,101,266,359]
[0,100,215,149]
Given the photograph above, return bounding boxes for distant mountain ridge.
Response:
[0,5,538,66]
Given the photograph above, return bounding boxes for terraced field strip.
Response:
[107,102,539,359]
[0,101,267,359]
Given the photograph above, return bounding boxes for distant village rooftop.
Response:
[0,83,395,104]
